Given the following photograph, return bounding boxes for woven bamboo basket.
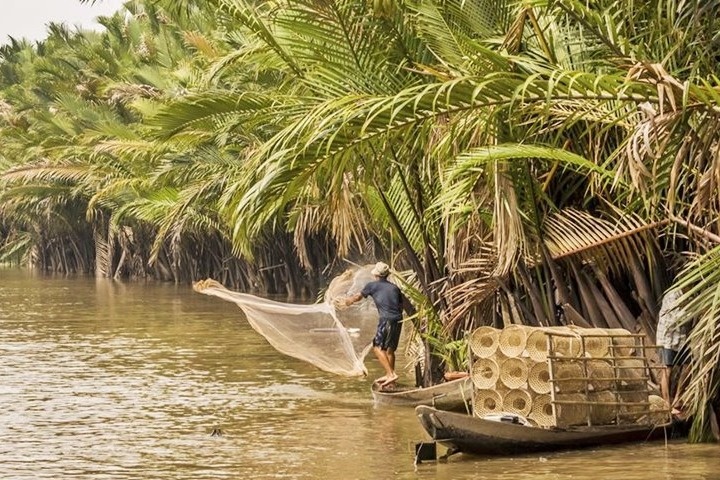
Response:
[646,394,671,425]
[525,328,550,362]
[548,327,582,358]
[552,360,586,393]
[572,327,611,358]
[554,393,590,427]
[471,357,500,389]
[502,388,533,417]
[473,389,504,417]
[588,390,618,425]
[607,328,636,356]
[619,390,650,421]
[617,358,647,390]
[529,394,555,428]
[587,360,615,391]
[528,361,551,394]
[498,324,528,358]
[499,357,529,389]
[469,326,500,359]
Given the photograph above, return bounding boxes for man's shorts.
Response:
[660,345,691,366]
[373,319,402,351]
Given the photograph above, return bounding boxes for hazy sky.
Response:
[1,0,127,45]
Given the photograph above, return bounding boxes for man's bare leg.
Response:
[373,346,394,382]
[387,349,396,371]
[671,365,690,416]
[373,347,398,386]
[660,366,672,407]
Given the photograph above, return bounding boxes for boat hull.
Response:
[371,377,472,412]
[416,405,675,456]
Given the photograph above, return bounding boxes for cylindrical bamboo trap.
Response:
[499,357,529,389]
[552,360,586,393]
[587,360,615,391]
[473,389,504,418]
[554,393,590,427]
[498,324,528,358]
[619,391,650,421]
[528,361,551,394]
[588,390,618,425]
[548,327,581,358]
[616,358,647,390]
[607,328,636,357]
[529,394,555,428]
[525,328,550,362]
[502,389,533,417]
[573,327,610,358]
[471,357,500,390]
[469,326,499,359]
[646,394,671,425]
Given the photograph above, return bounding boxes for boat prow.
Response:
[371,376,472,412]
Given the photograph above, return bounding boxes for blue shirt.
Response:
[361,279,403,322]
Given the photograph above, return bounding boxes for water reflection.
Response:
[0,268,717,479]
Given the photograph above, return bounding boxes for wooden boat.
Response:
[416,405,678,456]
[371,376,472,412]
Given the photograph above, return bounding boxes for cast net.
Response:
[193,265,383,376]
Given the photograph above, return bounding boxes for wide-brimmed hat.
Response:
[371,262,390,277]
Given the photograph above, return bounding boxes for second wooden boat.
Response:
[371,376,472,412]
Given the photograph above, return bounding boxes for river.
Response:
[0,269,717,479]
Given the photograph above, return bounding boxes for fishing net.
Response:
[192,265,384,377]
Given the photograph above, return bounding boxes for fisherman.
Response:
[342,262,403,387]
[656,287,691,417]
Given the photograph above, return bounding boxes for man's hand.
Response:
[332,297,348,310]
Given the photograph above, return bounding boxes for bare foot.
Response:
[381,373,398,386]
[374,376,388,384]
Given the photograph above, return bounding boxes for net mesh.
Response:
[192,265,384,376]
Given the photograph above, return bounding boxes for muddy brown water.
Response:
[0,269,717,479]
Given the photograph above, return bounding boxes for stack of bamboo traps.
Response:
[467,324,669,429]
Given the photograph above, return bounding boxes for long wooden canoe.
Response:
[371,377,472,412]
[416,405,678,456]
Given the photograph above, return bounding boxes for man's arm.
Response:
[345,292,363,306]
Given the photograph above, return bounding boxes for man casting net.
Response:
[192,264,385,376]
